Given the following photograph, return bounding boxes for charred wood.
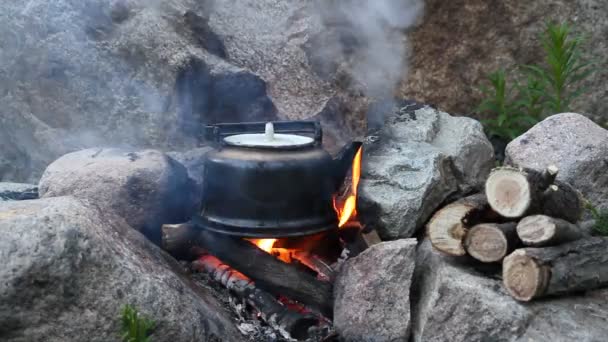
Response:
[193,254,318,340]
[338,221,381,258]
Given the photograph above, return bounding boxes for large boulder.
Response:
[412,240,608,342]
[359,103,494,239]
[38,148,196,244]
[402,0,608,123]
[505,113,608,211]
[0,196,242,342]
[0,0,427,183]
[0,0,277,183]
[334,238,417,341]
[167,146,212,208]
[0,183,38,201]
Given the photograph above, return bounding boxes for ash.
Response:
[188,263,336,342]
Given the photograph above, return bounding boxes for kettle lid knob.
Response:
[265,122,275,141]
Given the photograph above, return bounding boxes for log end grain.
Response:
[486,169,531,218]
[502,250,549,301]
[517,215,556,246]
[428,205,470,256]
[464,224,509,263]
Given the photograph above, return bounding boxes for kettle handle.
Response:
[203,121,322,146]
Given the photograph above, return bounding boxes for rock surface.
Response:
[0,0,429,183]
[0,183,38,201]
[334,238,418,342]
[505,113,608,211]
[167,146,212,210]
[0,0,277,183]
[0,196,242,342]
[413,240,608,342]
[38,148,197,244]
[359,103,494,239]
[402,0,608,123]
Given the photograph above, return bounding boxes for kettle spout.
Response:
[333,141,363,190]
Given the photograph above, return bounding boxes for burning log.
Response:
[516,215,587,247]
[292,251,335,282]
[193,254,318,340]
[464,222,518,263]
[502,237,608,301]
[427,193,496,256]
[338,221,381,258]
[485,165,583,222]
[162,221,334,316]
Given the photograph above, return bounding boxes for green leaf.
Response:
[121,305,155,342]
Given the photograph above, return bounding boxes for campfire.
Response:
[248,144,363,262]
[160,121,376,340]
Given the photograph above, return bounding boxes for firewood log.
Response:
[517,215,587,247]
[427,194,496,256]
[464,222,518,263]
[502,237,608,301]
[193,254,318,340]
[485,165,583,222]
[162,221,333,316]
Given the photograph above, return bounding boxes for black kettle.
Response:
[197,120,362,237]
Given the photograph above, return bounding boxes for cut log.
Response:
[503,237,608,301]
[517,215,586,247]
[193,254,318,340]
[541,183,584,222]
[162,220,333,316]
[427,194,495,256]
[464,222,518,263]
[485,165,582,222]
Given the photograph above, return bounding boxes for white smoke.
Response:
[315,0,424,98]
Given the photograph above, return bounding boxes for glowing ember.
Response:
[334,146,363,227]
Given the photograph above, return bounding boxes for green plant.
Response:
[121,304,155,342]
[585,201,608,236]
[522,22,595,113]
[476,22,596,141]
[477,69,534,139]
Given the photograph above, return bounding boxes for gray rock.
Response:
[412,240,530,342]
[38,148,197,244]
[334,238,417,342]
[412,240,608,342]
[167,146,213,213]
[359,104,494,239]
[505,113,608,210]
[168,146,212,192]
[0,196,242,342]
[403,0,608,125]
[0,0,276,183]
[0,183,38,201]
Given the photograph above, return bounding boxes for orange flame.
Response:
[247,238,293,263]
[334,146,363,227]
[252,238,277,253]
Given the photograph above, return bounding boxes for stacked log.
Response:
[428,164,607,302]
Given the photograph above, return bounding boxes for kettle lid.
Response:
[223,122,314,148]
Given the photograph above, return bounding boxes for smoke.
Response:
[313,0,424,99]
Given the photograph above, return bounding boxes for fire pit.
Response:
[161,120,374,340]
